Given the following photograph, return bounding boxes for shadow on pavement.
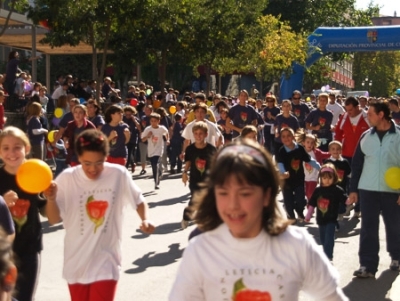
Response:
[41,221,64,234]
[342,270,399,301]
[147,193,190,208]
[132,222,183,239]
[304,217,360,245]
[125,243,184,274]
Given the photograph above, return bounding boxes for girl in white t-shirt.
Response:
[169,139,348,301]
[44,129,155,301]
[296,129,330,204]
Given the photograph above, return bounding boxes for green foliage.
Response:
[264,0,379,34]
[353,51,400,97]
[215,15,308,82]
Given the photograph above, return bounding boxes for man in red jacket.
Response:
[335,96,370,217]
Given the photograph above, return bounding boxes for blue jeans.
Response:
[359,190,400,273]
[319,222,336,260]
[149,156,161,185]
[282,185,306,219]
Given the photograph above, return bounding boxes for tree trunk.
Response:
[0,0,17,37]
[95,19,111,103]
[159,49,167,95]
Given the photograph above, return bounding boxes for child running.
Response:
[305,163,348,261]
[323,141,351,218]
[141,113,169,189]
[296,129,330,203]
[276,127,320,222]
[44,129,155,301]
[0,126,48,301]
[181,121,216,229]
[169,139,348,301]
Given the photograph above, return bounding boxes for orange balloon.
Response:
[153,100,161,109]
[16,159,53,194]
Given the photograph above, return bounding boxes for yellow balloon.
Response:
[169,106,177,114]
[16,159,53,194]
[54,108,64,118]
[47,130,57,143]
[384,167,400,189]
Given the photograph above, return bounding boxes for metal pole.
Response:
[46,54,50,91]
[31,26,37,82]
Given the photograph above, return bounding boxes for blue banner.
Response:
[280,25,400,100]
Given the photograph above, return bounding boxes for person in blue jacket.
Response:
[349,101,400,278]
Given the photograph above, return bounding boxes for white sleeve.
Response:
[300,230,349,301]
[122,168,144,209]
[169,242,205,301]
[32,128,47,135]
[141,127,149,139]
[54,171,69,219]
[181,124,192,140]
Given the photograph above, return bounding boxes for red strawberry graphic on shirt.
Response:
[317,197,330,215]
[10,199,30,232]
[151,136,159,145]
[336,169,344,182]
[304,162,313,173]
[281,123,289,129]
[291,159,300,172]
[86,195,109,233]
[232,278,271,301]
[294,109,301,117]
[240,112,248,122]
[195,158,207,174]
[319,117,326,127]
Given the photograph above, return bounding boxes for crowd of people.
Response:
[1,64,400,300]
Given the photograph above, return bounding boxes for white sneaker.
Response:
[181,219,189,229]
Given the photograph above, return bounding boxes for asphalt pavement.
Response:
[35,165,400,301]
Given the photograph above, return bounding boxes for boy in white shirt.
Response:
[141,113,169,189]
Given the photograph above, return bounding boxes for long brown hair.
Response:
[194,139,291,236]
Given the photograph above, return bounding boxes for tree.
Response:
[28,0,135,100]
[214,15,308,85]
[0,0,29,37]
[353,51,400,97]
[264,0,379,35]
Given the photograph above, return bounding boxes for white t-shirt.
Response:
[181,119,223,147]
[55,163,145,284]
[169,224,348,301]
[327,102,345,128]
[304,150,319,182]
[141,125,168,157]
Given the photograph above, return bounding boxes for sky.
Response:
[355,0,399,17]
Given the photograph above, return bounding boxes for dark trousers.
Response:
[344,156,360,213]
[282,185,306,219]
[125,142,137,169]
[14,252,40,301]
[359,190,400,273]
[149,156,161,184]
[183,186,198,221]
[263,129,275,155]
[319,222,336,260]
[169,141,182,171]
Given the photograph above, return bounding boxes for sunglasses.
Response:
[292,97,301,100]
[266,100,275,102]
